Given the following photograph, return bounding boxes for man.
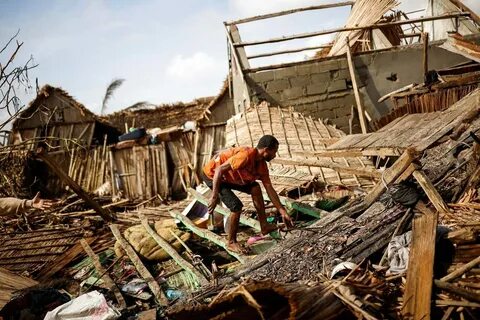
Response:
[0,192,54,216]
[203,135,293,253]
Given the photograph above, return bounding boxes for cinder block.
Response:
[297,64,315,75]
[274,67,297,80]
[306,83,328,95]
[328,79,347,93]
[289,75,311,87]
[334,105,352,118]
[251,71,274,83]
[266,79,290,92]
[317,108,335,120]
[333,116,351,129]
[314,60,340,73]
[335,69,351,80]
[282,87,305,100]
[311,72,330,84]
[338,58,349,69]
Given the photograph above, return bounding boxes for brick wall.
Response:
[244,43,469,133]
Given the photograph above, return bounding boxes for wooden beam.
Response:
[225,1,355,25]
[402,201,438,320]
[38,154,114,222]
[187,188,261,231]
[422,33,429,80]
[440,255,480,282]
[109,224,168,306]
[234,13,470,47]
[364,148,418,206]
[448,0,480,26]
[137,213,209,286]
[413,169,451,215]
[80,239,126,309]
[293,147,404,158]
[247,44,332,59]
[36,237,95,282]
[272,157,380,178]
[170,210,247,263]
[262,192,329,219]
[434,280,480,303]
[345,36,368,134]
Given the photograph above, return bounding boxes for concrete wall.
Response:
[244,43,469,133]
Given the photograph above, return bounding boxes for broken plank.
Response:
[109,224,168,306]
[440,255,480,282]
[402,201,438,320]
[36,237,95,282]
[170,210,247,263]
[263,192,328,219]
[137,213,209,286]
[187,188,261,231]
[80,239,126,309]
[364,148,418,207]
[434,280,480,303]
[413,169,451,215]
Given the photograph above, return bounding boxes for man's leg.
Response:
[217,187,246,253]
[250,184,278,235]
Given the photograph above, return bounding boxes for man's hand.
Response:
[31,192,54,210]
[208,194,219,215]
[278,207,293,229]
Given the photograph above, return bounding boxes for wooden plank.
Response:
[413,169,451,215]
[440,255,480,282]
[109,224,168,306]
[171,210,247,263]
[38,154,114,222]
[80,239,126,309]
[137,213,209,286]
[346,36,367,134]
[402,201,438,319]
[187,188,261,231]
[36,237,95,282]
[364,148,418,207]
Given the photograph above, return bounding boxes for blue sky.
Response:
[0,0,479,121]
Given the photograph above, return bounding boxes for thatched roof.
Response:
[12,84,115,129]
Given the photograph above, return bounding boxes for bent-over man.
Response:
[202,135,293,253]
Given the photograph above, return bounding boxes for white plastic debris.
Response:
[44,290,120,320]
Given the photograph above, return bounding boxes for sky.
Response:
[0,0,479,123]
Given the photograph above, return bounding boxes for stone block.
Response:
[250,71,274,83]
[317,108,335,120]
[282,87,304,100]
[274,67,297,80]
[306,82,328,95]
[297,64,315,75]
[314,60,340,73]
[289,75,311,87]
[311,72,330,84]
[266,79,290,92]
[334,105,352,118]
[328,79,347,93]
[335,68,351,80]
[333,116,351,129]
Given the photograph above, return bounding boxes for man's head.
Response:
[256,135,279,162]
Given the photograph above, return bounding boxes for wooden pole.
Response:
[38,154,114,222]
[248,44,332,59]
[434,280,480,303]
[440,255,480,282]
[225,1,355,25]
[170,210,247,263]
[109,224,169,306]
[345,36,368,134]
[422,32,429,81]
[412,169,451,215]
[80,239,127,309]
[137,213,209,286]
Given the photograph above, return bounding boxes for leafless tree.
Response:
[0,30,38,134]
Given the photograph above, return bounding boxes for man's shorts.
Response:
[201,172,259,212]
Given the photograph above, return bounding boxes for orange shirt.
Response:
[203,146,271,185]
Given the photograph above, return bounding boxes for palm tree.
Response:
[101,78,124,115]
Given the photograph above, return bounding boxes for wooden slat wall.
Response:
[167,132,197,194]
[195,125,227,179]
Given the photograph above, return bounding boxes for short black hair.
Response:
[257,135,279,149]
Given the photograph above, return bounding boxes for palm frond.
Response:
[101,78,124,115]
[125,101,152,111]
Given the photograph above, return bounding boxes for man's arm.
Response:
[264,183,293,228]
[208,162,232,214]
[0,192,53,217]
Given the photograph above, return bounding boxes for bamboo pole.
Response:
[137,212,209,286]
[80,239,126,309]
[170,210,247,263]
[109,224,168,306]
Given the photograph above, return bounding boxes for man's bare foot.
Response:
[260,223,278,235]
[227,242,249,254]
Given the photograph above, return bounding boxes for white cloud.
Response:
[166,52,218,80]
[229,0,319,17]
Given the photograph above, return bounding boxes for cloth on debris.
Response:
[114,218,190,261]
[44,290,120,320]
[330,261,358,279]
[0,197,33,216]
[386,231,412,275]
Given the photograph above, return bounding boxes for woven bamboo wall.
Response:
[226,102,377,191]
